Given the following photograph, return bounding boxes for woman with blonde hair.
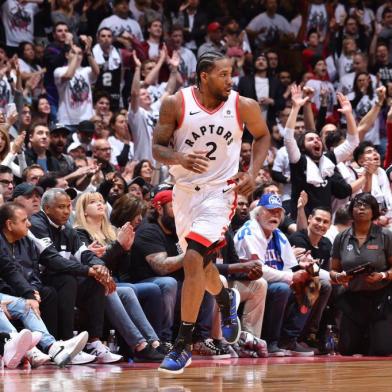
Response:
[74,192,165,362]
[0,126,27,178]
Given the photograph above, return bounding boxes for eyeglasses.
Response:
[353,201,371,209]
[0,179,14,186]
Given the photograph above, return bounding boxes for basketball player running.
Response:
[153,51,270,374]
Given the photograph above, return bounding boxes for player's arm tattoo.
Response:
[152,95,183,165]
[145,252,184,275]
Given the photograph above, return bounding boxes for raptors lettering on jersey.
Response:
[170,86,243,186]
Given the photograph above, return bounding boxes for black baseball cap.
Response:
[12,183,43,199]
[127,176,146,189]
[150,182,174,199]
[50,123,71,134]
[78,120,95,133]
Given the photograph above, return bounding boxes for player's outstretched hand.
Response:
[231,171,255,196]
[179,150,209,173]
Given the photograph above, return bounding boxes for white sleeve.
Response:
[54,67,66,86]
[272,148,286,171]
[283,127,301,164]
[262,264,293,284]
[333,132,359,163]
[247,14,262,31]
[378,168,392,209]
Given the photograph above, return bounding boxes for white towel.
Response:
[305,155,336,187]
[92,44,121,70]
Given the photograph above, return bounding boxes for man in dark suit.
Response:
[237,52,285,140]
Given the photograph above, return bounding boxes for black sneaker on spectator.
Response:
[267,342,286,357]
[192,339,231,359]
[281,340,314,357]
[300,334,321,355]
[133,342,165,363]
[156,341,173,356]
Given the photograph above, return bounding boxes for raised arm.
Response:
[333,92,359,163]
[357,86,386,141]
[130,51,141,113]
[284,84,309,164]
[143,45,166,87]
[60,45,81,82]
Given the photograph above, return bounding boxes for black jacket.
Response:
[237,75,286,126]
[0,235,35,299]
[29,211,105,276]
[24,148,62,173]
[76,228,126,273]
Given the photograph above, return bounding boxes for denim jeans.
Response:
[262,282,309,345]
[119,282,163,337]
[138,277,178,342]
[105,287,158,349]
[0,293,55,351]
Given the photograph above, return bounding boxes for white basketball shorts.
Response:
[173,182,238,252]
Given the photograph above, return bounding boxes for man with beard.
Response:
[284,85,356,219]
[97,172,126,209]
[289,207,333,352]
[130,190,228,360]
[230,195,250,234]
[49,124,75,176]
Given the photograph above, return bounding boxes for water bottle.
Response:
[324,325,336,355]
[107,330,118,353]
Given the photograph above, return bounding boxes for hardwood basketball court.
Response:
[2,356,392,391]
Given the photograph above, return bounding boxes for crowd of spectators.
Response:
[2,0,392,368]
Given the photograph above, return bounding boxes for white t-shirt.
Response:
[1,0,38,47]
[307,3,329,39]
[255,76,269,118]
[335,4,373,27]
[108,135,134,166]
[348,92,380,145]
[128,100,160,162]
[247,12,292,46]
[337,53,354,79]
[147,41,160,60]
[305,79,336,114]
[0,76,13,112]
[272,146,291,201]
[178,46,197,83]
[98,14,143,41]
[339,72,377,95]
[54,66,95,125]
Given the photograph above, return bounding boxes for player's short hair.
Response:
[196,51,226,87]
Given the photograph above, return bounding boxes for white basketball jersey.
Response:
[170,86,243,186]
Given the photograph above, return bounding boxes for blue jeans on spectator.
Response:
[174,280,214,342]
[105,287,158,349]
[262,282,309,345]
[138,277,177,342]
[0,293,55,351]
[119,282,162,337]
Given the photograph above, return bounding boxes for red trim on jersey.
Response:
[191,86,225,114]
[177,90,185,129]
[186,232,213,247]
[235,93,244,131]
[228,191,238,221]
